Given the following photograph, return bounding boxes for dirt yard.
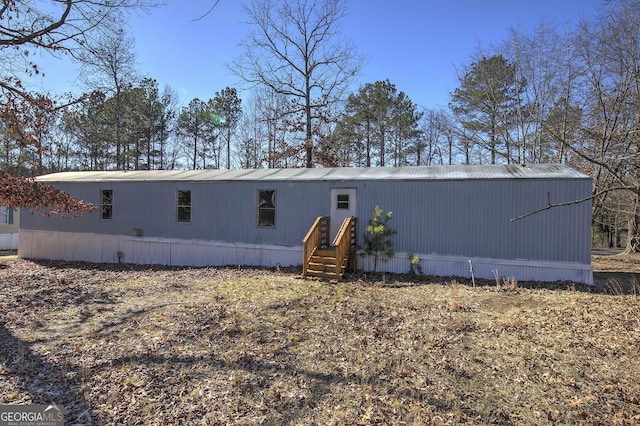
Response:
[0,253,639,424]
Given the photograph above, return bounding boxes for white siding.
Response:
[19,229,302,268]
[361,252,592,284]
[20,230,593,284]
[0,233,18,250]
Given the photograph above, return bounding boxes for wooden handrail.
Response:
[333,216,357,278]
[348,217,358,272]
[302,216,330,278]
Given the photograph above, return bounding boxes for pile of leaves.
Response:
[1,257,639,424]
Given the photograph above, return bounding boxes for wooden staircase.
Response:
[302,216,357,281]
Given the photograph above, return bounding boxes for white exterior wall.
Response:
[0,233,18,250]
[20,229,592,284]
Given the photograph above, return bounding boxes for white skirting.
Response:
[0,232,18,250]
[19,230,593,284]
[360,251,593,285]
[18,229,302,268]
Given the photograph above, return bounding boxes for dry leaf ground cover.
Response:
[0,253,639,425]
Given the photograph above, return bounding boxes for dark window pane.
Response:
[101,190,113,204]
[257,190,276,227]
[337,194,349,209]
[177,190,191,223]
[101,205,112,220]
[258,190,275,209]
[258,209,275,227]
[101,189,113,219]
[177,190,191,206]
[177,206,191,223]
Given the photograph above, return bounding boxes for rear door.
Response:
[329,188,356,244]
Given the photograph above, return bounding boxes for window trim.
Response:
[336,194,350,210]
[100,189,113,220]
[257,189,276,228]
[0,206,9,225]
[176,189,192,223]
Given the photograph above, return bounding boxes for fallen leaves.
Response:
[0,257,639,424]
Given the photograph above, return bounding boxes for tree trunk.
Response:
[227,127,231,169]
[305,74,313,168]
[624,195,640,254]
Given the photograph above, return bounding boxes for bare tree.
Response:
[77,26,138,170]
[570,0,640,252]
[510,0,640,251]
[415,108,453,166]
[253,85,296,168]
[0,0,159,101]
[0,0,160,212]
[231,0,364,167]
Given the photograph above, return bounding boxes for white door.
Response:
[330,188,357,244]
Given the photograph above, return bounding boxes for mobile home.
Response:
[0,206,18,250]
[19,164,593,284]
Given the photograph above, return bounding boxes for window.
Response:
[176,190,191,223]
[337,194,350,210]
[101,190,113,220]
[257,190,276,228]
[0,206,10,224]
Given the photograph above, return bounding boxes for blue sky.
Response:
[33,0,605,110]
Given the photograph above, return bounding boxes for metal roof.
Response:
[36,164,590,183]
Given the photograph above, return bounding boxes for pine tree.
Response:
[362,206,397,272]
[449,55,524,164]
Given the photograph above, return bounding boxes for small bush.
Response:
[361,206,396,272]
[407,253,423,277]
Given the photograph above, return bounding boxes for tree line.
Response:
[1,0,639,250]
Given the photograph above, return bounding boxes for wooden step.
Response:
[303,216,356,282]
[307,257,342,267]
[308,265,336,274]
[305,270,340,280]
[307,260,347,275]
[315,248,336,257]
[310,254,336,263]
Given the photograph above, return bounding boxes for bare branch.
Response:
[0,0,72,47]
[510,187,629,222]
[191,0,222,22]
[231,0,363,167]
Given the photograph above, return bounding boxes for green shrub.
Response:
[408,252,423,276]
[362,206,396,272]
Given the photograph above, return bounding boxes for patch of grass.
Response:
[448,279,461,311]
[0,258,639,424]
